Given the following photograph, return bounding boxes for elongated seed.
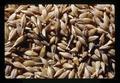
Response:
[54,68,64,77]
[63,63,73,69]
[59,52,73,59]
[13,61,25,69]
[10,68,17,78]
[25,50,38,56]
[39,46,46,57]
[68,69,75,78]
[58,70,70,78]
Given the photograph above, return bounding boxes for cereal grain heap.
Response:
[5,4,115,79]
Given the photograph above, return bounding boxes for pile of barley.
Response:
[5,4,115,79]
